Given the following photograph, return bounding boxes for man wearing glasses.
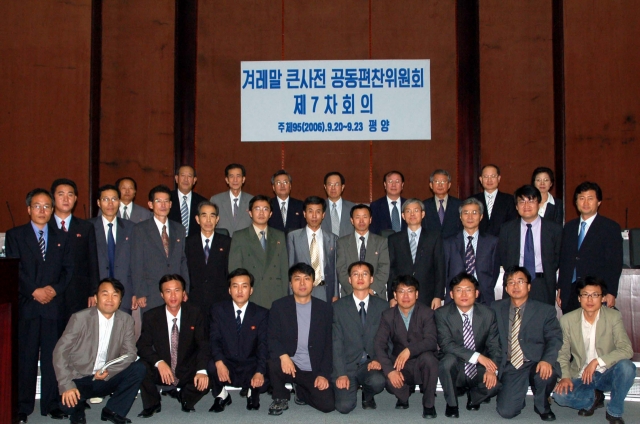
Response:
[471,164,518,237]
[268,170,305,235]
[422,169,463,239]
[321,171,356,237]
[553,276,635,424]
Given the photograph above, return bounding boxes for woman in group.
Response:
[531,167,563,225]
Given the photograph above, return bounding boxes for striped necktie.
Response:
[181,196,189,236]
[465,236,476,275]
[409,232,417,263]
[510,308,524,369]
[331,203,340,236]
[38,230,46,260]
[170,318,179,385]
[462,314,478,378]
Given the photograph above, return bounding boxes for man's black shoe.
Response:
[578,389,605,416]
[70,415,87,424]
[137,404,161,418]
[534,406,556,422]
[17,413,28,423]
[445,404,459,418]
[161,388,179,399]
[239,387,249,397]
[47,408,69,420]
[466,393,480,411]
[209,395,232,412]
[181,402,195,413]
[395,399,409,409]
[606,412,625,424]
[362,398,377,410]
[100,407,131,424]
[422,406,437,419]
[246,393,260,410]
[482,398,491,404]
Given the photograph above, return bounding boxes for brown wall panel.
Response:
[564,0,640,226]
[0,1,92,230]
[99,0,175,208]
[479,0,555,197]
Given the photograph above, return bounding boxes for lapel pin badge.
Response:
[76,234,82,237]
[251,325,256,330]
[190,326,195,330]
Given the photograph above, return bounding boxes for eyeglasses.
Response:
[275,181,290,186]
[396,289,416,295]
[403,208,423,214]
[517,199,538,205]
[350,272,370,278]
[506,280,528,287]
[326,183,342,188]
[461,210,480,216]
[535,178,550,183]
[453,287,474,294]
[153,199,171,204]
[579,293,603,299]
[481,174,498,179]
[252,206,270,212]
[432,181,449,185]
[100,197,119,203]
[30,204,52,210]
[386,180,402,185]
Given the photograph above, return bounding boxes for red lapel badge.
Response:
[190,326,195,330]
[177,239,181,243]
[375,251,378,255]
[76,234,82,237]
[220,248,224,251]
[251,325,256,330]
[57,243,61,247]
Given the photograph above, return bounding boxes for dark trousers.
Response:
[18,316,59,416]
[208,359,269,397]
[59,361,146,421]
[496,361,558,418]
[438,353,501,407]
[139,361,209,409]
[268,359,335,413]
[333,361,385,414]
[385,351,439,408]
[561,291,581,315]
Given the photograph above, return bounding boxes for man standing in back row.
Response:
[472,165,518,237]
[321,172,356,237]
[168,165,207,237]
[370,171,407,235]
[210,164,253,236]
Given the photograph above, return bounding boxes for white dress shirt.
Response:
[355,231,370,253]
[101,215,118,242]
[178,190,193,219]
[201,231,214,249]
[153,217,170,237]
[518,216,544,273]
[580,309,607,376]
[93,311,115,372]
[538,193,556,217]
[579,213,598,237]
[353,293,370,312]
[233,301,249,324]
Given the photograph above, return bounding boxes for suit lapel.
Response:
[168,221,178,256]
[298,230,311,263]
[415,230,429,264]
[88,309,100,364]
[27,225,46,263]
[265,228,279,265]
[146,220,167,256]
[572,310,587,362]
[471,306,483,346]
[450,304,464,342]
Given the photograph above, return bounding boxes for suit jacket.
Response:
[5,222,74,320]
[53,308,137,392]
[542,198,564,225]
[168,190,208,237]
[138,302,209,381]
[210,191,253,237]
[131,218,189,312]
[558,214,623,306]
[471,191,518,237]
[444,232,500,305]
[90,217,135,310]
[98,202,152,223]
[369,196,408,235]
[332,295,388,379]
[558,306,633,379]
[228,226,289,309]
[209,301,269,375]
[268,296,333,379]
[498,218,562,305]
[287,228,338,300]
[337,232,390,299]
[185,232,231,312]
[268,196,305,235]
[435,302,501,364]
[321,198,356,237]
[387,229,445,306]
[492,299,562,378]
[422,196,463,239]
[374,302,438,377]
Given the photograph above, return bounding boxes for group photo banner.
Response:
[241,59,431,142]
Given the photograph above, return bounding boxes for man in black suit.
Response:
[267,263,335,415]
[471,164,518,237]
[5,188,74,422]
[388,198,445,309]
[267,169,305,234]
[185,200,231,318]
[499,185,562,306]
[168,165,208,237]
[436,272,501,418]
[422,169,462,239]
[492,266,562,421]
[444,198,500,305]
[208,268,269,412]
[375,275,440,419]
[137,274,210,417]
[333,261,387,413]
[369,170,407,235]
[557,181,623,313]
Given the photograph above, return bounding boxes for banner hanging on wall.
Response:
[241,59,430,142]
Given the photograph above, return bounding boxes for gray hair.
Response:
[459,197,484,215]
[197,200,219,215]
[402,198,425,213]
[429,169,451,183]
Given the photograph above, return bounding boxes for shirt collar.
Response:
[580,213,598,227]
[353,294,370,310]
[165,306,182,322]
[330,197,342,209]
[102,215,116,226]
[457,305,474,320]
[201,231,214,245]
[233,301,249,315]
[31,221,48,237]
[463,229,479,239]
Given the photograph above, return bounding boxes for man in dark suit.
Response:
[131,185,189,313]
[267,263,335,415]
[492,266,562,420]
[436,272,501,418]
[557,181,623,313]
[91,184,137,313]
[168,165,207,237]
[375,275,440,419]
[444,197,500,305]
[268,169,305,234]
[210,163,253,236]
[333,261,387,413]
[287,196,338,302]
[185,200,231,318]
[369,170,407,235]
[5,188,74,422]
[499,185,562,306]
[229,195,289,309]
[115,177,153,223]
[388,198,445,309]
[471,164,518,237]
[321,171,356,237]
[208,268,269,412]
[137,274,211,417]
[422,169,463,239]
[50,178,100,324]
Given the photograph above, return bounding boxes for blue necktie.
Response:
[236,310,242,333]
[107,223,116,278]
[572,221,587,282]
[462,314,477,378]
[391,201,401,232]
[524,223,536,279]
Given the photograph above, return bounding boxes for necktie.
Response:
[465,236,476,275]
[170,317,179,385]
[181,196,189,236]
[573,221,587,282]
[38,230,46,260]
[122,205,129,220]
[61,220,67,232]
[162,225,169,257]
[524,223,536,278]
[359,236,366,261]
[260,230,266,250]
[391,201,401,232]
[236,309,242,333]
[331,202,340,236]
[409,231,417,263]
[281,201,287,227]
[359,301,366,327]
[462,313,478,379]
[511,308,524,369]
[233,198,239,221]
[438,199,445,225]
[204,238,210,264]
[310,233,321,286]
[487,194,494,219]
[107,223,116,278]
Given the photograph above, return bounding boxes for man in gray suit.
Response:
[53,278,145,424]
[321,172,355,237]
[333,261,387,413]
[131,185,189,313]
[337,204,390,299]
[210,163,253,236]
[229,195,289,309]
[91,184,137,313]
[287,196,338,302]
[115,177,153,223]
